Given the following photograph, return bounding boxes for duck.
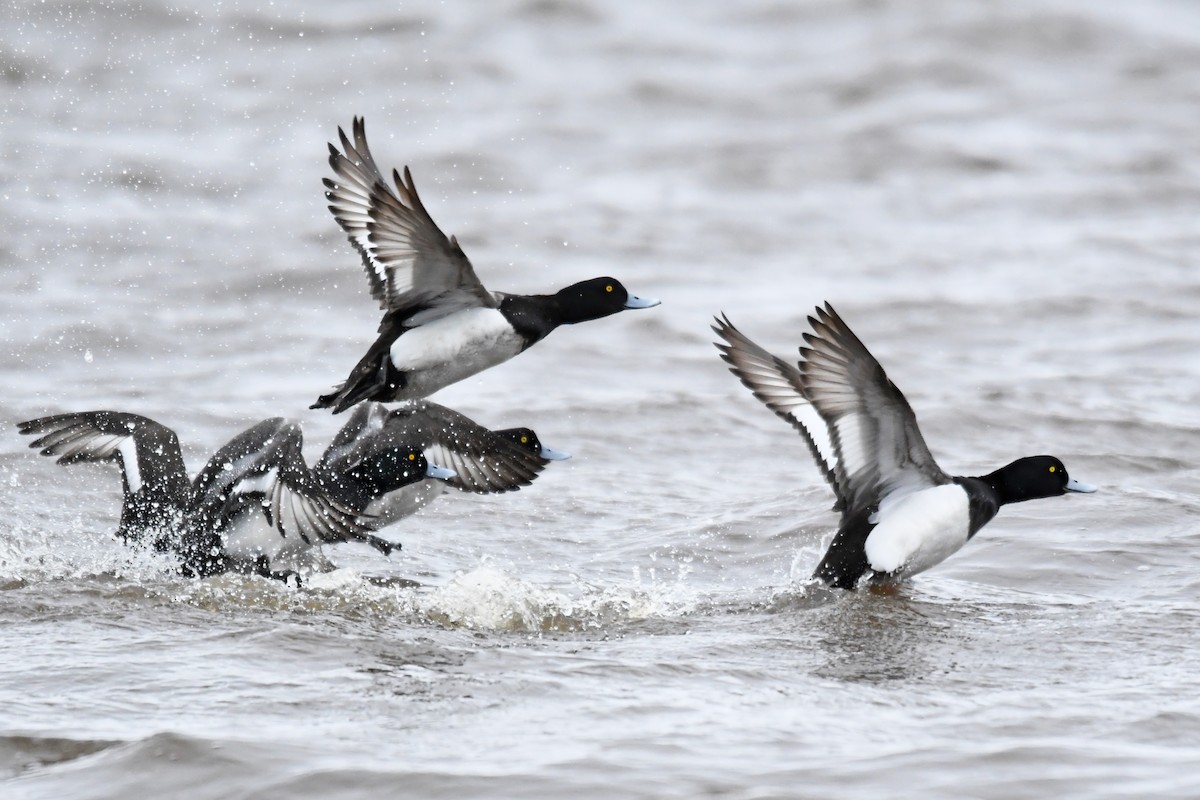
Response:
[311,117,660,413]
[712,303,1096,590]
[314,400,570,529]
[18,410,456,581]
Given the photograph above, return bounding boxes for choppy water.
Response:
[3,1,1200,797]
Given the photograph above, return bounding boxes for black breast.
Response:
[954,477,1000,539]
[499,294,559,346]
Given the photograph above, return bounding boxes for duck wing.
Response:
[318,401,391,462]
[18,410,191,539]
[19,411,188,497]
[798,303,950,515]
[324,117,497,325]
[712,315,841,501]
[401,401,551,493]
[322,401,549,495]
[190,419,372,549]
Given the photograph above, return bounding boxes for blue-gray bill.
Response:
[426,464,457,481]
[624,295,661,309]
[1066,478,1097,493]
[538,445,572,461]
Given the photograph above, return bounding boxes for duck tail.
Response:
[313,349,406,413]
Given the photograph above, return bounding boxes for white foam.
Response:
[415,565,697,632]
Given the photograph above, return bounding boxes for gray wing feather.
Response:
[18,411,188,503]
[798,303,950,512]
[324,117,497,321]
[712,315,842,501]
[400,401,548,493]
[20,411,173,466]
[199,420,373,547]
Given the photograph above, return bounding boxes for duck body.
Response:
[339,306,528,406]
[180,418,353,579]
[814,482,979,587]
[714,303,1095,590]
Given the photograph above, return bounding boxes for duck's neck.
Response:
[952,475,1002,539]
[500,294,561,343]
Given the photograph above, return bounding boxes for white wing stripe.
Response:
[713,316,840,492]
[117,437,142,494]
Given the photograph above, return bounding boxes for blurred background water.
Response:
[2,1,1200,798]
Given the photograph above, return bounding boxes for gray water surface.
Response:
[3,1,1200,798]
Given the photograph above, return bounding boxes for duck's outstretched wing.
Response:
[319,401,551,497]
[18,410,191,537]
[403,401,552,494]
[191,419,378,551]
[712,315,841,502]
[324,117,497,324]
[318,401,391,461]
[798,302,950,514]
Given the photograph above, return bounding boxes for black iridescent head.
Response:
[344,445,431,496]
[989,455,1096,505]
[494,427,571,461]
[555,277,659,324]
[497,427,542,454]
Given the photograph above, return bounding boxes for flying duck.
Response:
[312,117,660,413]
[314,400,569,529]
[712,303,1096,589]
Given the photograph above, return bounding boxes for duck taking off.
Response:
[314,400,569,530]
[18,411,455,581]
[312,117,659,413]
[712,303,1096,590]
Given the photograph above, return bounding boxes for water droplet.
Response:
[84,349,93,363]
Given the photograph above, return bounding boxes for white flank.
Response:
[117,436,142,495]
[390,307,519,369]
[362,481,448,528]
[218,467,285,563]
[389,307,525,395]
[222,512,294,563]
[864,484,970,576]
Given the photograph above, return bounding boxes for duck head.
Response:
[495,427,571,461]
[985,455,1096,505]
[556,277,660,324]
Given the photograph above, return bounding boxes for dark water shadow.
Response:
[0,734,123,781]
[755,580,977,686]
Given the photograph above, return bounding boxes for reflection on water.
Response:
[810,590,951,684]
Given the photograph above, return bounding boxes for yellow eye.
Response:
[1049,465,1056,473]
[520,435,529,444]
[605,285,613,293]
[408,453,416,461]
